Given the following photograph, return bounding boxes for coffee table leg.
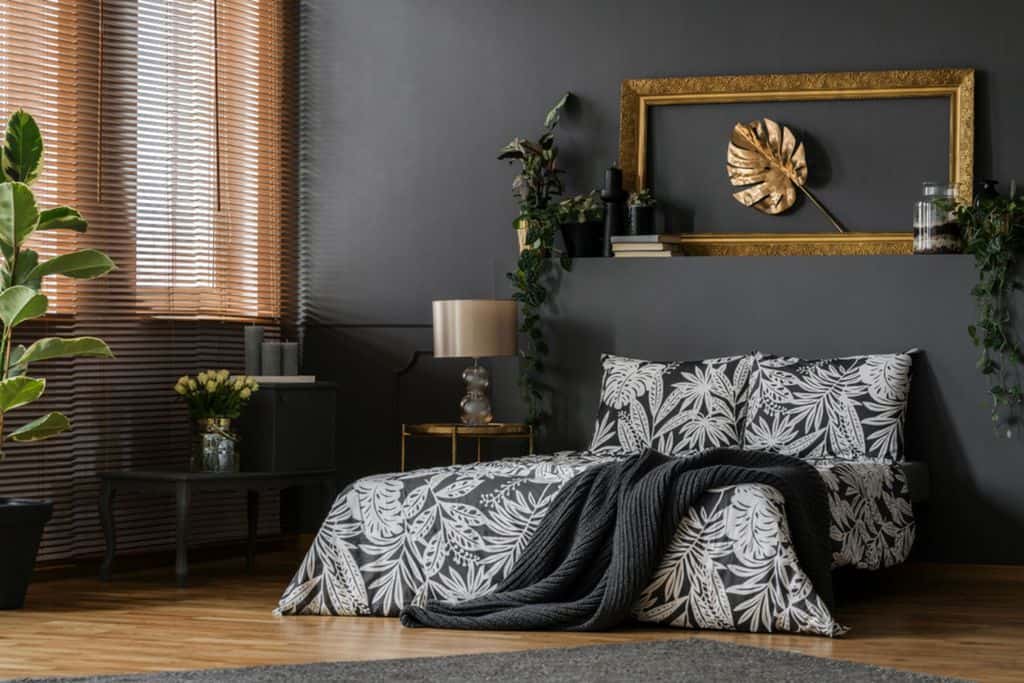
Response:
[175,481,190,587]
[246,489,259,571]
[99,481,116,581]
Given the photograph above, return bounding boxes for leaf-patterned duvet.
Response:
[277,452,914,636]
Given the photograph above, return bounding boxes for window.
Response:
[0,0,88,313]
[134,0,293,321]
[0,0,300,563]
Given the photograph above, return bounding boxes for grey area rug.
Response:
[17,638,963,682]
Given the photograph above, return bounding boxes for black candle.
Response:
[601,166,628,257]
[604,167,623,193]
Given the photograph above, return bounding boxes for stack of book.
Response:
[611,235,685,257]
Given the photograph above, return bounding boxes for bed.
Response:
[277,351,919,636]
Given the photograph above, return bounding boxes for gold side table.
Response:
[400,423,534,472]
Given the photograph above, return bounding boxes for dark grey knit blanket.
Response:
[400,448,834,631]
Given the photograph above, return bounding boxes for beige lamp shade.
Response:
[432,299,518,359]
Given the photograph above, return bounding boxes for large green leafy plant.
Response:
[0,110,114,457]
[500,94,575,425]
[950,188,1024,435]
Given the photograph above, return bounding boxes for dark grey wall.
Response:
[301,0,1024,562]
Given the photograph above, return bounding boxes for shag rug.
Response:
[16,638,962,682]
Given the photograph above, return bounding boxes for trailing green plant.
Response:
[500,93,574,425]
[0,110,115,458]
[628,188,656,208]
[557,190,604,224]
[948,187,1024,436]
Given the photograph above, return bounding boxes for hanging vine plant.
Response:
[950,187,1024,436]
[499,93,574,425]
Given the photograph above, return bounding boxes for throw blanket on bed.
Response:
[400,448,833,631]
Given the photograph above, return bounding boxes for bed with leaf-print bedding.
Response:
[278,352,918,637]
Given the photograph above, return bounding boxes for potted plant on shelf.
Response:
[558,190,604,257]
[0,110,115,609]
[499,94,569,255]
[174,370,259,473]
[499,93,575,424]
[947,183,1024,436]
[627,188,657,235]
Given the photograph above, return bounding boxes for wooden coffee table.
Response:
[97,469,335,586]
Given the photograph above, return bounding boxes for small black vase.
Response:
[0,498,52,609]
[560,221,604,258]
[628,206,656,235]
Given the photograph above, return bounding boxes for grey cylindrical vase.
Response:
[281,342,299,375]
[244,326,264,375]
[260,341,282,376]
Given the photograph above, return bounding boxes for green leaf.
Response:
[17,336,113,366]
[8,344,25,378]
[12,248,39,289]
[2,110,43,185]
[28,249,114,281]
[0,376,44,413]
[0,285,47,328]
[7,411,69,442]
[37,206,87,233]
[544,92,570,129]
[0,181,39,248]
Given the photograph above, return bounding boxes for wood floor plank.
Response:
[0,553,1021,681]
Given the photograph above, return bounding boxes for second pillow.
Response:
[742,352,913,463]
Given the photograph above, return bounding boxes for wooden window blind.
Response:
[0,0,300,563]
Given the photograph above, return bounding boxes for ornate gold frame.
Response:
[618,68,975,255]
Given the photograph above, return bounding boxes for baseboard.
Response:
[31,533,307,582]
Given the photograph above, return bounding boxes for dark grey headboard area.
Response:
[493,255,1024,563]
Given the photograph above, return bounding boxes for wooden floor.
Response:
[1,552,1022,681]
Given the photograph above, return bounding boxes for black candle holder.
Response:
[600,166,627,257]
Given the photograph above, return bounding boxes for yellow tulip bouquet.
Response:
[173,370,259,420]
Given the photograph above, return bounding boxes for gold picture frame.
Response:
[618,68,975,255]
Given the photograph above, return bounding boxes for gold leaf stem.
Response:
[797,185,846,233]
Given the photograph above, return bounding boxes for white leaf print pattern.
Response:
[743,353,912,463]
[589,354,752,457]
[278,452,913,639]
[601,358,665,409]
[859,354,912,402]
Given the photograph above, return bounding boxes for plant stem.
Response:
[0,248,15,438]
[798,185,846,233]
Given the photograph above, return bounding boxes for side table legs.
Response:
[99,481,116,581]
[175,481,191,587]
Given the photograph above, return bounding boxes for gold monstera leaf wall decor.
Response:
[727,118,845,233]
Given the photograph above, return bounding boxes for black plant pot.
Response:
[0,498,52,609]
[628,206,656,235]
[560,221,604,257]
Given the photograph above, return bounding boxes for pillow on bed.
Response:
[588,353,754,457]
[742,352,912,463]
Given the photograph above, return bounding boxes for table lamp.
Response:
[432,299,518,425]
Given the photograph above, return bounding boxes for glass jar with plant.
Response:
[0,109,116,609]
[499,93,574,425]
[947,183,1024,436]
[628,189,657,235]
[558,190,604,258]
[174,370,259,472]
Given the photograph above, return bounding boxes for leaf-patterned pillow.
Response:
[588,354,754,457]
[742,352,912,463]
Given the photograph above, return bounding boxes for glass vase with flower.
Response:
[174,370,259,472]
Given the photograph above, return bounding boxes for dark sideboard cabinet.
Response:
[237,381,338,532]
